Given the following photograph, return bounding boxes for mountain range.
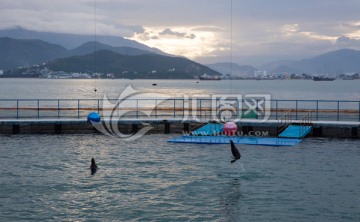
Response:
[0,37,220,79]
[260,49,360,74]
[209,49,360,75]
[45,50,219,79]
[0,27,164,54]
[1,27,360,76]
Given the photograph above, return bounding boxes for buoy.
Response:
[87,112,101,123]
[224,121,237,136]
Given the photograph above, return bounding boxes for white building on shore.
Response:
[254,70,267,78]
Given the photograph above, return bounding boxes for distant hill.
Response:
[0,27,166,55]
[1,37,221,79]
[0,38,163,70]
[292,49,360,74]
[260,60,295,73]
[70,41,155,56]
[262,49,360,74]
[45,50,221,79]
[206,62,258,76]
[0,37,68,70]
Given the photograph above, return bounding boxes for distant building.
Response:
[254,70,267,78]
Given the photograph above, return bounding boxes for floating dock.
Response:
[168,135,302,146]
[168,122,304,146]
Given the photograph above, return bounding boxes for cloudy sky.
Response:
[1,0,360,66]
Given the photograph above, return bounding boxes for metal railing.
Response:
[299,112,313,137]
[0,98,359,122]
[277,110,292,134]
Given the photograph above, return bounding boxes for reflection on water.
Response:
[222,178,244,221]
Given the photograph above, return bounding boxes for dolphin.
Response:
[230,140,241,163]
[90,158,98,175]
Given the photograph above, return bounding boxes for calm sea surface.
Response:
[0,134,359,221]
[0,78,359,100]
[0,79,360,221]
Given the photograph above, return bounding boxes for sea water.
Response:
[0,134,359,221]
[0,79,359,221]
[0,78,359,100]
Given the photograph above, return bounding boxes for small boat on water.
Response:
[313,77,335,81]
[198,74,222,80]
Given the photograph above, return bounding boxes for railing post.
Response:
[173,99,176,118]
[77,99,80,118]
[16,100,19,119]
[275,100,278,120]
[217,98,220,120]
[358,101,360,122]
[295,100,298,120]
[316,101,319,121]
[182,98,185,119]
[37,99,40,118]
[155,99,157,118]
[337,101,340,121]
[237,97,240,120]
[205,98,208,120]
[200,98,202,120]
[136,99,139,118]
[97,99,100,114]
[256,99,259,119]
[57,99,60,119]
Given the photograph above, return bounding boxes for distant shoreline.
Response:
[1,76,359,80]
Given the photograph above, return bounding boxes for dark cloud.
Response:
[135,30,159,41]
[159,28,196,39]
[1,0,360,65]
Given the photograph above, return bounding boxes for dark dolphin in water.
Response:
[230,140,241,163]
[90,158,98,175]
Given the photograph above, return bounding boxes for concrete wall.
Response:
[0,121,359,138]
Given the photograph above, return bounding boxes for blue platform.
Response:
[279,125,312,138]
[168,135,302,146]
[191,123,224,136]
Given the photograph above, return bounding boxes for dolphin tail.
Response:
[231,159,237,163]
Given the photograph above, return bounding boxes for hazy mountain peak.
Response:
[0,37,68,70]
[261,48,360,75]
[0,27,166,55]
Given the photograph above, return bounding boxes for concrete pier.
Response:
[0,118,359,138]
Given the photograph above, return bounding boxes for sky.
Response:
[1,0,360,66]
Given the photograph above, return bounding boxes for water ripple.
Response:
[0,135,360,221]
